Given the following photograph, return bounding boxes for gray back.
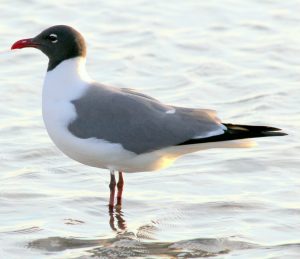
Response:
[68,83,222,154]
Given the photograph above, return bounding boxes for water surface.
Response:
[0,0,299,258]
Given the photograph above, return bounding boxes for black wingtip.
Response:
[259,125,288,136]
[263,126,282,131]
[224,123,288,137]
[224,123,288,134]
[176,123,287,146]
[262,131,288,137]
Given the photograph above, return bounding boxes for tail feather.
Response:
[177,123,287,146]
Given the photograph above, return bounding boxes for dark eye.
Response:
[46,33,58,43]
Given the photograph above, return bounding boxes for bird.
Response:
[11,25,286,210]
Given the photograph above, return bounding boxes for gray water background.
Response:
[0,0,299,258]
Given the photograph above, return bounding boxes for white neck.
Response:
[43,57,92,102]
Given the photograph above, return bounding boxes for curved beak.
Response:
[11,38,39,50]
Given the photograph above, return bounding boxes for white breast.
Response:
[42,57,90,146]
[42,57,137,171]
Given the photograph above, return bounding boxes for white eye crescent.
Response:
[49,33,58,43]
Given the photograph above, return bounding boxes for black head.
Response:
[11,25,86,71]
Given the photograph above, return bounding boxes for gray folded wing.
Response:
[68,83,224,154]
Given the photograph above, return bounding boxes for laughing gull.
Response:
[11,25,286,209]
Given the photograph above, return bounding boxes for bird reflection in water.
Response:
[109,206,127,233]
[27,207,256,258]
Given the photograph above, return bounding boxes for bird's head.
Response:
[11,25,86,71]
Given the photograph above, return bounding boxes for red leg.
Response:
[109,170,116,211]
[116,171,124,207]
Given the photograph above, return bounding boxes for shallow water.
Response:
[0,0,299,258]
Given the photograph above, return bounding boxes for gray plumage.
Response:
[68,83,223,154]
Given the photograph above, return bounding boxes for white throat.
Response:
[43,57,92,102]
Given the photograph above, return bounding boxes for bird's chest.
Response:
[41,67,93,162]
[41,78,130,170]
[42,97,110,168]
[42,95,81,156]
[42,74,84,142]
[42,98,135,170]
